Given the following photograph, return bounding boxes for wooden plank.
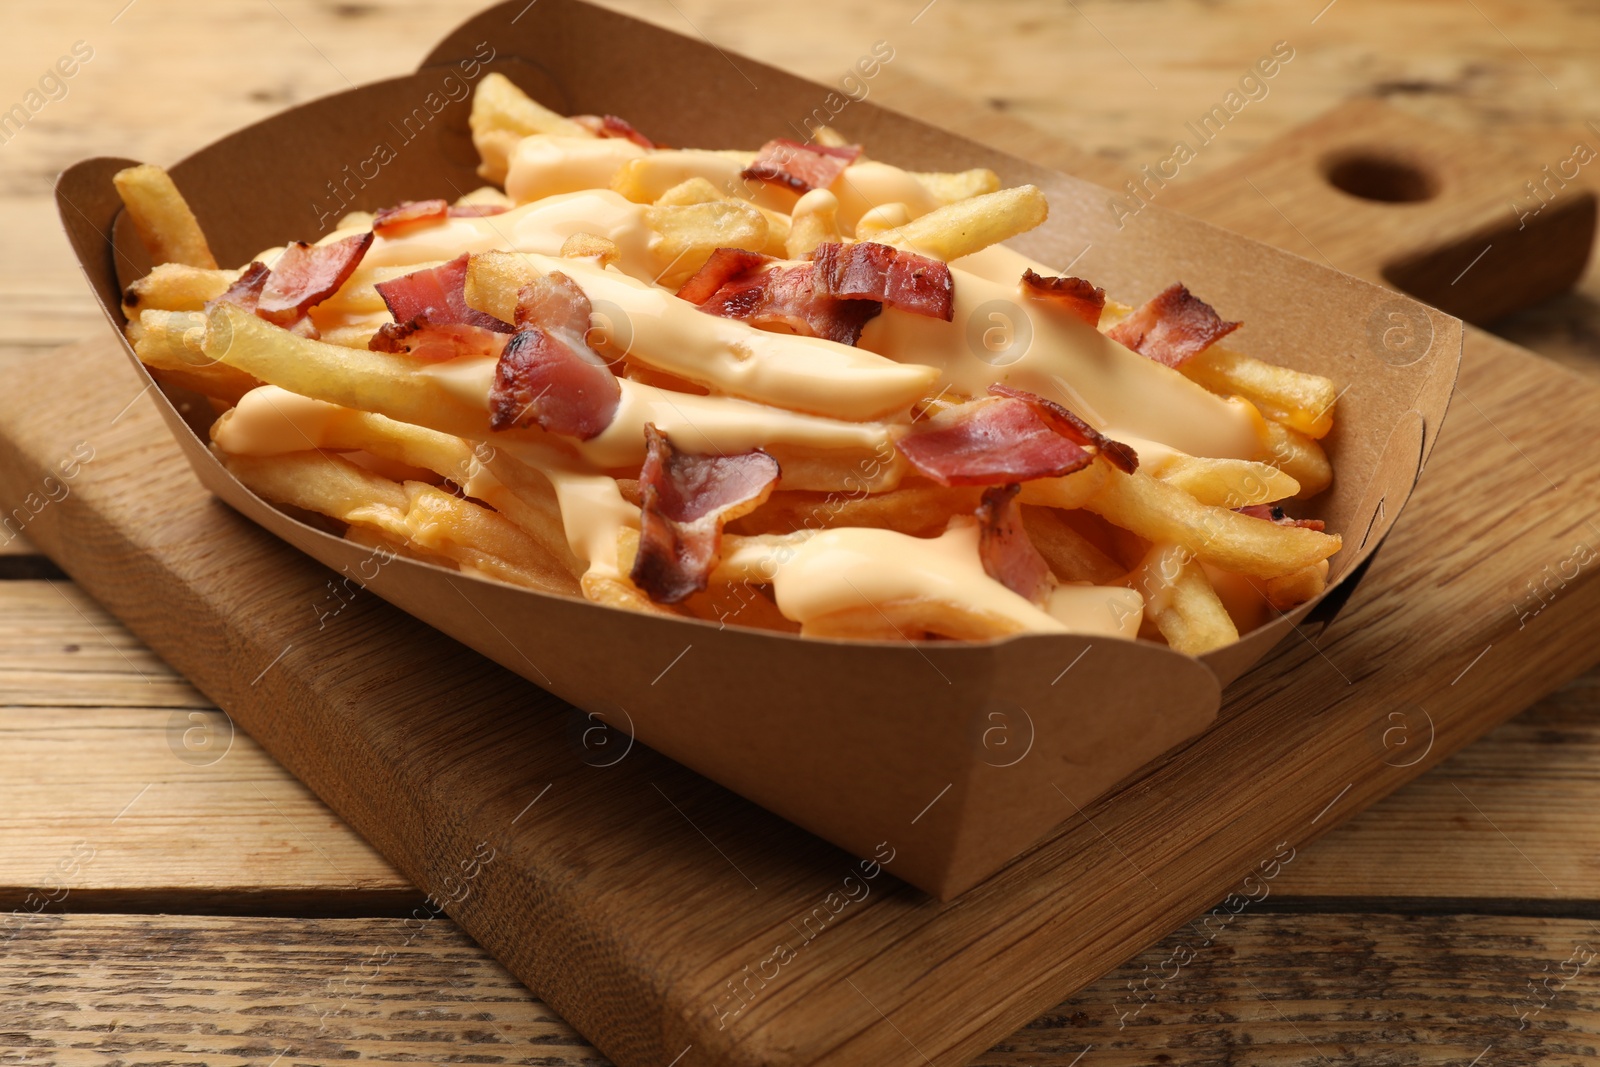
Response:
[5,911,1596,1064]
[0,579,412,911]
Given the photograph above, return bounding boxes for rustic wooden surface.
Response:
[3,1,1599,1064]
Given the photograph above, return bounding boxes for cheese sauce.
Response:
[223,135,1296,641]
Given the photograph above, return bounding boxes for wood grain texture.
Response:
[4,912,1597,1066]
[1,576,1594,912]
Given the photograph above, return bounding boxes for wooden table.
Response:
[4,2,1598,1062]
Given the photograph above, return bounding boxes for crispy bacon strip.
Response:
[370,317,510,362]
[373,199,449,237]
[812,242,954,321]
[1021,269,1105,327]
[376,253,514,334]
[1106,283,1240,368]
[897,397,1095,487]
[209,261,271,312]
[988,384,1139,474]
[447,203,510,218]
[678,250,882,347]
[1236,503,1326,532]
[977,484,1054,605]
[741,139,862,194]
[256,232,373,327]
[676,247,770,305]
[575,113,658,149]
[489,272,620,439]
[631,424,781,603]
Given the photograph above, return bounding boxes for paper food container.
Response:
[56,0,1460,899]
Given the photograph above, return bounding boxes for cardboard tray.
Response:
[55,0,1459,898]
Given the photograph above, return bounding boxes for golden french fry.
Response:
[402,480,577,592]
[113,164,218,269]
[786,190,843,259]
[1019,505,1123,584]
[1258,419,1333,498]
[133,309,263,403]
[909,168,1001,204]
[471,72,591,182]
[1123,543,1239,655]
[203,303,491,440]
[652,177,724,207]
[480,449,588,579]
[645,200,768,287]
[1154,455,1300,508]
[1182,346,1338,439]
[610,150,758,204]
[1250,559,1329,610]
[866,185,1047,262]
[1014,461,1108,510]
[560,232,620,268]
[336,210,376,231]
[1088,467,1341,580]
[122,263,239,315]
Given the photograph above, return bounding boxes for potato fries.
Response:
[112,73,1345,651]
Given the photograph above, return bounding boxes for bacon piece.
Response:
[1236,503,1326,532]
[370,316,510,362]
[209,261,271,312]
[256,232,373,327]
[372,199,448,237]
[375,253,513,334]
[678,250,882,347]
[977,484,1054,605]
[897,397,1095,487]
[1106,282,1240,368]
[988,384,1139,474]
[447,203,510,218]
[575,113,658,149]
[741,139,862,195]
[489,271,619,439]
[812,242,954,321]
[631,424,780,603]
[676,247,771,305]
[1021,269,1105,327]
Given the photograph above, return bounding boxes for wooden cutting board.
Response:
[3,100,1598,1067]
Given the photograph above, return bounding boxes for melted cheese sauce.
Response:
[769,524,1138,636]
[217,134,1302,642]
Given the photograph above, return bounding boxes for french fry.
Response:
[113,164,218,269]
[910,168,1001,204]
[336,210,376,231]
[203,303,491,440]
[470,72,592,183]
[1259,419,1333,498]
[1250,559,1329,610]
[1154,456,1300,508]
[644,200,768,286]
[786,190,843,259]
[1088,466,1341,580]
[1182,346,1338,439]
[560,232,621,268]
[134,309,263,403]
[866,185,1048,262]
[402,480,577,592]
[1019,505,1123,584]
[1015,462,1107,510]
[122,263,239,315]
[652,177,792,258]
[1123,543,1239,655]
[609,150,757,205]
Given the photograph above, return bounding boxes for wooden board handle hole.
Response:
[1322,150,1440,203]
